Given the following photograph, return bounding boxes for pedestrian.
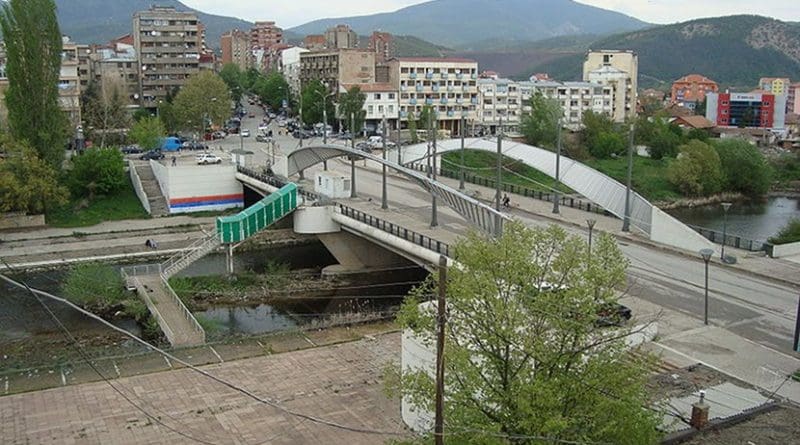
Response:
[502,194,510,209]
[171,156,177,166]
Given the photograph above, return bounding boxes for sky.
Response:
[181,0,800,28]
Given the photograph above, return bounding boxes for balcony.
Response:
[440,98,448,104]
[409,72,417,79]
[456,98,464,104]
[416,85,424,92]
[400,85,407,92]
[471,97,478,104]
[471,73,477,80]
[432,85,440,92]
[425,72,433,79]
[456,73,463,80]
[400,111,408,118]
[425,98,433,105]
[447,85,454,92]
[409,98,417,105]
[447,110,454,117]
[441,73,449,80]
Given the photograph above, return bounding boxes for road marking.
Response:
[209,346,224,363]
[303,335,317,347]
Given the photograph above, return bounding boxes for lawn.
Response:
[583,156,682,202]
[46,179,150,228]
[440,149,572,193]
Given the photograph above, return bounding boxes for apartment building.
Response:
[59,37,82,127]
[91,40,139,105]
[706,92,787,129]
[325,24,358,49]
[671,74,718,110]
[221,29,251,70]
[759,77,791,95]
[787,83,800,114]
[340,83,399,132]
[251,21,283,51]
[133,6,201,109]
[388,57,479,135]
[299,49,375,93]
[303,35,326,51]
[368,31,394,64]
[281,47,310,97]
[583,50,638,122]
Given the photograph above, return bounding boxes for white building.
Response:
[583,50,638,122]
[280,46,309,97]
[340,83,400,133]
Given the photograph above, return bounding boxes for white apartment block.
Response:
[280,46,310,98]
[387,57,479,135]
[340,83,400,133]
[583,50,638,122]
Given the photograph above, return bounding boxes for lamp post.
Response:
[586,218,597,258]
[495,118,503,237]
[350,112,356,198]
[431,112,438,228]
[381,115,388,210]
[553,117,563,214]
[622,123,634,232]
[700,248,714,325]
[721,202,732,261]
[459,113,466,191]
[315,85,334,170]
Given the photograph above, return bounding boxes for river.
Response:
[667,196,800,243]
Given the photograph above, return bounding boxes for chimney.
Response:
[690,390,710,430]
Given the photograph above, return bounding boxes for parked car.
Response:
[241,129,251,137]
[121,145,143,154]
[212,130,227,140]
[139,150,165,160]
[355,142,372,153]
[196,153,222,165]
[595,303,633,327]
[160,137,182,152]
[256,134,269,142]
[292,129,312,139]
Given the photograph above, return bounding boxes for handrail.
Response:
[121,263,162,280]
[161,232,218,273]
[131,276,177,343]
[237,165,320,201]
[336,203,450,257]
[159,273,205,339]
[685,224,766,252]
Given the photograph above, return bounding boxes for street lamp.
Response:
[553,117,563,214]
[699,248,714,325]
[586,218,597,258]
[721,202,732,262]
[381,115,388,210]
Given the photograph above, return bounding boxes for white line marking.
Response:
[4,377,8,394]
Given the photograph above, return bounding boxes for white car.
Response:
[241,129,251,137]
[196,153,222,165]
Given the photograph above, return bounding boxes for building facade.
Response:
[341,83,400,132]
[368,32,394,64]
[787,83,800,115]
[759,77,791,95]
[324,25,358,49]
[299,49,375,93]
[250,21,283,51]
[388,57,479,135]
[303,35,326,51]
[706,92,787,129]
[91,40,139,106]
[133,6,201,109]
[671,74,718,110]
[59,37,82,127]
[583,50,637,122]
[281,47,310,97]
[221,29,250,70]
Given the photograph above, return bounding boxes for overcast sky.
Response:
[181,0,800,28]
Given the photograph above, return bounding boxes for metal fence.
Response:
[237,166,320,201]
[686,224,767,252]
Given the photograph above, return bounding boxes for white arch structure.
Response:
[388,138,714,253]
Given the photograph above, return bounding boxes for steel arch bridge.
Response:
[286,144,508,237]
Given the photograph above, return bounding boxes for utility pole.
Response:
[495,118,503,237]
[459,113,466,191]
[434,255,447,445]
[431,112,438,228]
[350,112,356,198]
[552,118,562,214]
[622,123,634,232]
[381,116,388,210]
[794,295,800,353]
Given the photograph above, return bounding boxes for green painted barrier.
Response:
[217,183,298,244]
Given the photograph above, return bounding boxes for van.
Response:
[160,137,182,152]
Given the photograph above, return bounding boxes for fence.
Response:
[407,162,610,216]
[686,224,767,252]
[216,182,298,244]
[337,204,450,257]
[237,166,321,201]
[158,274,205,342]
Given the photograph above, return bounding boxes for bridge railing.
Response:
[237,165,320,201]
[120,263,162,280]
[337,204,450,257]
[407,162,610,216]
[158,273,205,343]
[685,224,767,252]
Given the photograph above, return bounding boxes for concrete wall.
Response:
[650,207,715,254]
[150,160,171,201]
[293,206,340,234]
[0,213,46,230]
[151,160,244,214]
[768,241,800,258]
[128,160,151,214]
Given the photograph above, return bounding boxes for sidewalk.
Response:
[0,215,216,242]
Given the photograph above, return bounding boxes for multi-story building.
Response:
[388,57,479,135]
[221,29,250,70]
[299,49,375,93]
[91,39,139,105]
[303,35,326,51]
[368,31,394,64]
[759,77,791,95]
[281,47,310,97]
[671,74,718,110]
[325,25,358,49]
[59,37,82,127]
[250,21,283,51]
[787,83,800,114]
[583,50,637,122]
[706,92,787,129]
[340,82,399,132]
[133,6,201,109]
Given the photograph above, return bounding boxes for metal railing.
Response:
[686,224,767,252]
[237,165,320,201]
[160,232,218,276]
[407,162,610,216]
[120,263,162,281]
[337,204,451,257]
[158,273,205,342]
[130,275,177,343]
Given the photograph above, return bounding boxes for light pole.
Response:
[700,248,714,325]
[495,118,503,237]
[721,202,732,261]
[587,218,597,258]
[622,123,634,232]
[315,86,334,170]
[459,113,466,191]
[431,112,438,228]
[553,117,563,214]
[381,115,388,210]
[350,112,356,198]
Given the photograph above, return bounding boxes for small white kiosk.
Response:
[314,171,351,199]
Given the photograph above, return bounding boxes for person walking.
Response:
[171,156,177,167]
[502,194,510,209]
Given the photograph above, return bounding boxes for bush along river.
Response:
[0,241,428,375]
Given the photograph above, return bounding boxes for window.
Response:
[375,93,381,100]
[368,105,374,114]
[378,105,384,114]
[388,93,395,99]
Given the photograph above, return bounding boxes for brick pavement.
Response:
[1,333,407,445]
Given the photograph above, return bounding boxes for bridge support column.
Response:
[318,231,411,277]
[225,244,234,275]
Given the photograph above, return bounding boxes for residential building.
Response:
[299,49,375,94]
[263,43,290,72]
[367,31,394,64]
[59,37,82,127]
[759,77,791,95]
[133,6,201,109]
[76,43,93,89]
[250,21,283,51]
[529,73,551,82]
[91,39,139,105]
[340,83,399,132]
[706,92,787,129]
[281,47,310,97]
[325,25,358,49]
[671,74,718,109]
[221,29,251,70]
[583,50,638,122]
[387,57,479,135]
[303,35,326,51]
[786,83,800,114]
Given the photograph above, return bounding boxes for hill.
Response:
[531,15,800,88]
[288,0,648,48]
[52,0,252,48]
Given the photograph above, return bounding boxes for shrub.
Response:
[666,140,724,196]
[67,147,126,198]
[714,139,772,197]
[648,130,681,160]
[62,263,125,309]
[589,131,626,158]
[769,219,800,245]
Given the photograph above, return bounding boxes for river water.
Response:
[667,196,800,242]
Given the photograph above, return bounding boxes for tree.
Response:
[0,0,69,168]
[395,222,661,444]
[172,71,231,134]
[255,71,291,111]
[647,129,681,160]
[0,135,68,214]
[714,139,772,196]
[219,63,245,103]
[695,98,707,116]
[67,148,126,199]
[338,86,366,133]
[300,80,334,126]
[591,131,626,158]
[407,111,419,144]
[582,110,615,148]
[521,92,562,149]
[667,140,724,196]
[128,116,165,150]
[81,77,130,148]
[62,263,125,311]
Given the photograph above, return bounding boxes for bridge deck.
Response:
[134,274,205,347]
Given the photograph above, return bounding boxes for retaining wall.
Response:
[0,213,46,230]
[128,160,151,214]
[161,163,243,214]
[767,241,800,258]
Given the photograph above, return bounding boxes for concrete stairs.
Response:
[134,162,169,217]
[161,232,221,279]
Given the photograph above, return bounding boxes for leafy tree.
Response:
[338,86,366,133]
[254,71,291,111]
[0,135,68,214]
[172,71,231,134]
[714,139,772,196]
[521,92,562,149]
[582,110,615,149]
[695,98,708,116]
[81,77,130,148]
[300,80,334,126]
[591,131,626,158]
[769,219,800,245]
[667,140,724,196]
[648,129,681,160]
[0,0,68,168]
[67,148,126,199]
[132,109,152,123]
[219,63,245,103]
[407,111,419,144]
[394,222,661,445]
[417,105,436,140]
[128,116,165,150]
[243,67,262,92]
[158,102,179,134]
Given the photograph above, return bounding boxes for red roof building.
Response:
[671,74,719,110]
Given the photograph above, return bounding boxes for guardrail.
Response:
[686,224,767,252]
[120,263,162,282]
[407,162,610,216]
[159,273,205,342]
[160,232,217,273]
[130,275,176,343]
[337,204,450,257]
[237,165,321,201]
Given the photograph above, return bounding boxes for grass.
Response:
[584,156,682,202]
[441,149,572,193]
[768,219,800,245]
[47,179,149,228]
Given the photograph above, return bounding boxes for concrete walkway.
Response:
[133,274,205,347]
[0,215,216,242]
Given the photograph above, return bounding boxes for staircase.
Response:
[161,232,221,279]
[134,162,169,217]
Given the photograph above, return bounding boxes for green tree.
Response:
[0,0,69,168]
[81,77,130,148]
[582,110,616,150]
[67,148,126,199]
[407,111,419,144]
[667,140,724,196]
[695,98,708,116]
[128,116,165,150]
[255,71,291,111]
[172,71,231,134]
[591,131,626,158]
[243,67,262,92]
[338,86,366,133]
[647,129,681,160]
[132,109,152,123]
[219,63,245,103]
[714,139,772,196]
[300,80,335,126]
[0,135,68,214]
[521,92,562,149]
[394,222,661,444]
